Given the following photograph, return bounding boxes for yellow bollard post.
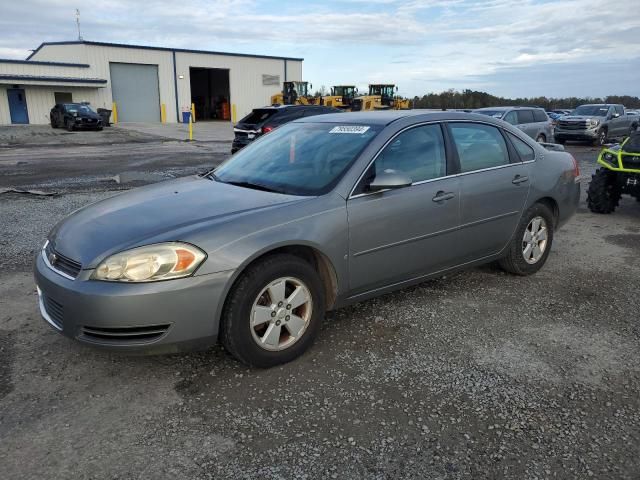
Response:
[160,103,166,123]
[112,102,118,124]
[188,112,193,141]
[191,103,196,123]
[231,104,237,123]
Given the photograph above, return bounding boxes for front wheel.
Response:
[65,119,75,132]
[498,203,554,276]
[595,128,607,146]
[220,254,325,367]
[587,168,621,213]
[536,134,546,143]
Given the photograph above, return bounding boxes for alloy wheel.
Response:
[522,216,548,264]
[250,277,313,351]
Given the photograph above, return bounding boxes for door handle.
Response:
[432,191,455,202]
[512,175,529,185]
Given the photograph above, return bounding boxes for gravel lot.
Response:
[1,142,639,479]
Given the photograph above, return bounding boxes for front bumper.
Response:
[554,128,598,140]
[34,252,234,354]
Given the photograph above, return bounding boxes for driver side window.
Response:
[373,124,447,184]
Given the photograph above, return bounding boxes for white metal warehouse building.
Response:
[0,40,303,125]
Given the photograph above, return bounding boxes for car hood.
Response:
[561,115,604,121]
[49,176,304,268]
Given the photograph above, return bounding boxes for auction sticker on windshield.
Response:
[329,126,370,134]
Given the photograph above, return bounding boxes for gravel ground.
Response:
[1,144,639,479]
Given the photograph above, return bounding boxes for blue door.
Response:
[7,89,29,124]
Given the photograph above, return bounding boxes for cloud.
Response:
[0,0,638,97]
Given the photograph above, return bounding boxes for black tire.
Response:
[595,128,607,146]
[536,134,546,143]
[50,117,57,128]
[220,254,325,368]
[498,203,554,276]
[96,126,103,131]
[587,167,621,214]
[65,119,75,132]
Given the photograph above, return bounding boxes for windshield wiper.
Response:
[224,180,286,194]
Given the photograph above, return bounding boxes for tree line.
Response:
[410,89,640,110]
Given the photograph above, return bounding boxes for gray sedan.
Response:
[35,111,580,367]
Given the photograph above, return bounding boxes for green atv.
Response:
[587,130,640,213]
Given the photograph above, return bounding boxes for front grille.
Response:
[42,294,64,329]
[558,120,589,130]
[351,99,363,111]
[45,243,82,279]
[81,324,171,344]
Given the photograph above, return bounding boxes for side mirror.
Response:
[395,86,399,92]
[368,171,412,191]
[612,112,620,118]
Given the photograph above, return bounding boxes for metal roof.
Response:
[27,40,304,62]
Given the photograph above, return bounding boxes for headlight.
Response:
[589,119,600,126]
[92,242,206,282]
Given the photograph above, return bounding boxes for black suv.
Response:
[50,103,103,131]
[232,105,341,153]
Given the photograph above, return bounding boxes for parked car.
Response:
[232,104,341,153]
[35,111,580,367]
[50,103,103,131]
[554,104,639,146]
[550,109,573,116]
[473,106,553,143]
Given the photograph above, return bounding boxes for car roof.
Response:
[474,106,541,112]
[295,110,505,126]
[258,104,339,111]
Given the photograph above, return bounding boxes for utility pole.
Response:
[76,9,83,41]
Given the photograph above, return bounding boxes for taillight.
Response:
[262,126,273,134]
[569,154,580,178]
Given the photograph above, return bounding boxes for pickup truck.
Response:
[554,104,638,146]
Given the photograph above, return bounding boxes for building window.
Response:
[54,92,73,104]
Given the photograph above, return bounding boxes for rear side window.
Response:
[374,124,446,183]
[449,123,510,173]
[271,108,306,125]
[615,105,624,116]
[516,110,535,124]
[533,109,548,122]
[503,111,517,125]
[240,109,276,125]
[507,132,535,161]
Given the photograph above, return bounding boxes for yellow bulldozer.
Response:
[351,84,411,111]
[271,81,320,105]
[321,85,358,110]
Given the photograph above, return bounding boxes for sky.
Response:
[1,0,639,99]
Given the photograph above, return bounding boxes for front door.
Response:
[447,122,531,261]
[347,123,461,294]
[7,88,29,124]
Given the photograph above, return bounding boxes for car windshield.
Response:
[65,104,94,114]
[213,122,380,196]
[573,105,609,116]
[475,110,505,119]
[333,86,355,96]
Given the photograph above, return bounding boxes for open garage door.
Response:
[189,67,230,121]
[109,63,160,122]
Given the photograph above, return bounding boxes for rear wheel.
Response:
[220,254,325,367]
[587,168,621,213]
[499,203,554,276]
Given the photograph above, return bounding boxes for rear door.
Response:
[610,105,627,136]
[448,122,531,262]
[347,123,461,294]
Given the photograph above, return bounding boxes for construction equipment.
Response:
[351,84,411,111]
[271,81,319,105]
[322,85,358,110]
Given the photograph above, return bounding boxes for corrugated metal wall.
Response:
[17,43,304,125]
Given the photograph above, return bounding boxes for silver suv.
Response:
[474,107,553,143]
